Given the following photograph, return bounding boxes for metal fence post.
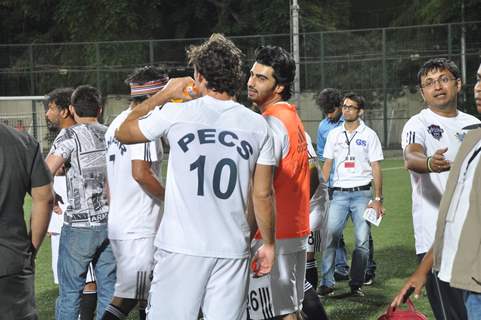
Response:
[96,43,101,91]
[382,28,388,148]
[149,40,154,65]
[448,23,452,59]
[29,44,38,140]
[320,32,325,89]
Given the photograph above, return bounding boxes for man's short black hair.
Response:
[317,88,341,114]
[187,33,243,97]
[343,92,366,109]
[46,88,74,111]
[71,85,102,117]
[254,46,296,101]
[417,58,461,86]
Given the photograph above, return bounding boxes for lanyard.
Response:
[344,131,357,156]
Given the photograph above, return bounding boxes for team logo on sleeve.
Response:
[455,132,466,142]
[427,124,443,141]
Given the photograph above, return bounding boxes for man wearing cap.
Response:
[102,66,168,320]
[319,92,385,298]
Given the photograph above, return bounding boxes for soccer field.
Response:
[26,159,433,319]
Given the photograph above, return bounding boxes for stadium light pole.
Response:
[291,0,301,112]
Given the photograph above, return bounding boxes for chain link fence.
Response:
[1,21,480,149]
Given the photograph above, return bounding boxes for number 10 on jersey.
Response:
[189,155,238,200]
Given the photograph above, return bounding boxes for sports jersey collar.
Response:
[263,101,296,114]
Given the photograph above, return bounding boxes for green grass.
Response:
[27,159,432,319]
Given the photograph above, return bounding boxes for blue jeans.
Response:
[334,234,349,275]
[464,290,481,319]
[321,189,370,288]
[56,224,116,319]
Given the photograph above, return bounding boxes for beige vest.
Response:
[433,128,481,293]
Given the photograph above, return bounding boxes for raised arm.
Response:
[404,144,450,173]
[116,77,194,144]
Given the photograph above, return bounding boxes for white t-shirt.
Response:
[401,108,480,254]
[47,176,68,234]
[438,141,481,283]
[106,108,164,240]
[323,120,384,188]
[306,133,328,231]
[138,95,276,259]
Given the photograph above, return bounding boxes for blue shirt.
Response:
[316,116,344,160]
[317,116,344,186]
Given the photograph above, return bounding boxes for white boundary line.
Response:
[382,166,405,171]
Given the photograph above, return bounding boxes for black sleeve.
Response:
[29,141,52,188]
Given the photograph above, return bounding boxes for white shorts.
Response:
[307,199,329,254]
[248,244,306,319]
[147,249,249,320]
[110,238,155,300]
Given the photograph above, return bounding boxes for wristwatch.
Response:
[373,196,384,202]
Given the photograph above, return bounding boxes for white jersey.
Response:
[306,133,328,230]
[401,108,480,254]
[324,120,384,188]
[106,108,163,240]
[138,95,276,259]
[48,176,68,234]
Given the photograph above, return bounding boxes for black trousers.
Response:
[0,258,37,320]
[417,253,467,320]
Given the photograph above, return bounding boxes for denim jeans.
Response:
[56,224,116,319]
[464,290,481,320]
[321,189,370,288]
[334,234,349,275]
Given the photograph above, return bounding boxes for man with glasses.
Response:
[319,92,384,297]
[401,58,479,319]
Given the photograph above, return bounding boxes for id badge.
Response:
[344,156,356,169]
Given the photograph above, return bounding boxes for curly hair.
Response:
[417,58,461,87]
[254,46,296,100]
[317,88,341,114]
[187,34,243,97]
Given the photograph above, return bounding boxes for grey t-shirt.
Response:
[49,123,109,227]
[0,123,52,276]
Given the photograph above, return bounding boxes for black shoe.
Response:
[318,285,335,297]
[334,271,349,281]
[350,286,365,297]
[364,273,375,286]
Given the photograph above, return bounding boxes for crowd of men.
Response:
[0,31,480,320]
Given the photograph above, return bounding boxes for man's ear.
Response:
[419,88,426,102]
[68,105,76,117]
[455,78,462,93]
[59,108,70,119]
[359,109,364,117]
[274,84,285,96]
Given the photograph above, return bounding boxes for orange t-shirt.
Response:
[256,102,310,239]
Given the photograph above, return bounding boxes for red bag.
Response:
[377,299,428,320]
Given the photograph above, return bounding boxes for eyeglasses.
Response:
[420,75,457,89]
[342,104,360,111]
